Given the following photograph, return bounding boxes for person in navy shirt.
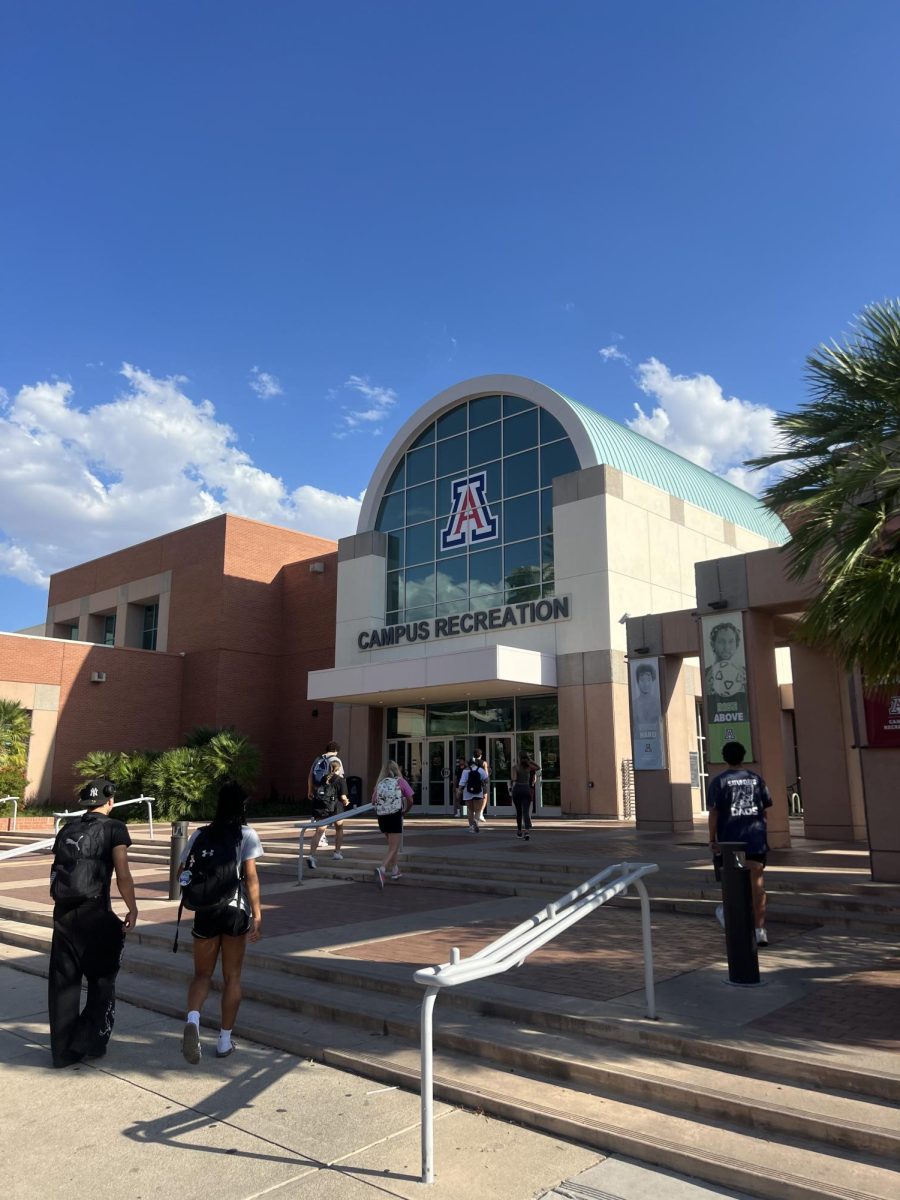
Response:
[707,741,772,946]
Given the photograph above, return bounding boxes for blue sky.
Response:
[1,1,898,630]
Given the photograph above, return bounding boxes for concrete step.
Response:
[2,912,898,1153]
[1,935,897,1200]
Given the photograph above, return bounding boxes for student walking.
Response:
[47,778,138,1068]
[179,782,263,1064]
[371,760,414,887]
[472,748,490,821]
[511,752,540,839]
[462,758,489,833]
[707,741,773,947]
[306,759,349,869]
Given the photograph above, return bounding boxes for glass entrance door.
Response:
[486,735,513,810]
[425,739,452,808]
[388,739,423,806]
[537,733,560,810]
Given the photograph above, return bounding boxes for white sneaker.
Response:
[306,856,317,870]
[714,904,725,928]
[755,927,769,947]
[332,851,344,861]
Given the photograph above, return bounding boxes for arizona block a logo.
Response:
[440,471,498,551]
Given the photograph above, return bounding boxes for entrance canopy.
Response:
[308,644,556,707]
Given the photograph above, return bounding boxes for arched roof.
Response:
[357,374,787,543]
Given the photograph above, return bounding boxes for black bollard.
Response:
[168,819,190,901]
[717,840,760,986]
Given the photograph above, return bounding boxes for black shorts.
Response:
[192,903,252,940]
[745,853,767,866]
[312,802,343,822]
[377,811,403,835]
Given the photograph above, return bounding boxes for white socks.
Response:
[187,1010,200,1026]
[217,1029,233,1054]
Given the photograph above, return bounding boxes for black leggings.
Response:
[512,784,532,832]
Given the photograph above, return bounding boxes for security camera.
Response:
[618,612,631,625]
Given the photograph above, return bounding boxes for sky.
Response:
[1,1,898,631]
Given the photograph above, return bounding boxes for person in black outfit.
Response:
[48,778,137,1068]
[511,752,540,839]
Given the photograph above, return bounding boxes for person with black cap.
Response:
[47,777,137,1068]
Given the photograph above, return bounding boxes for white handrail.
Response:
[0,836,55,861]
[0,795,18,832]
[54,795,155,839]
[414,860,659,1185]
[297,802,375,882]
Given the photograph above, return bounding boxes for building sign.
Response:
[700,611,753,763]
[358,595,571,650]
[629,657,666,770]
[440,471,499,551]
[863,683,900,748]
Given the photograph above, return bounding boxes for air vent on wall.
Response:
[90,671,107,683]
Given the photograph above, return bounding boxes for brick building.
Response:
[0,514,337,805]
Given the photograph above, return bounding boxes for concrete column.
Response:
[791,643,866,841]
[742,610,790,849]
[332,703,383,800]
[633,655,695,833]
[558,651,623,817]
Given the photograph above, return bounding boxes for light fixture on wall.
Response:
[309,561,325,574]
[707,599,730,610]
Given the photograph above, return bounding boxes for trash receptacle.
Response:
[346,775,363,808]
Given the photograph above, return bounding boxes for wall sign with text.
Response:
[358,595,571,650]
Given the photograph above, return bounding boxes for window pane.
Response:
[516,694,559,730]
[405,604,434,623]
[405,564,436,610]
[386,570,404,611]
[505,539,541,596]
[406,444,435,485]
[540,487,554,535]
[385,459,406,493]
[436,474,457,519]
[386,609,399,626]
[468,394,501,428]
[503,491,539,543]
[436,555,467,606]
[503,409,538,456]
[410,423,435,449]
[540,409,567,443]
[540,438,579,486]
[436,433,467,479]
[437,405,467,439]
[542,535,555,586]
[406,521,435,566]
[469,421,501,466]
[469,697,514,733]
[427,702,469,736]
[386,532,403,570]
[480,460,502,503]
[436,597,469,616]
[503,394,534,417]
[469,547,502,602]
[406,481,435,524]
[388,706,425,738]
[504,448,538,498]
[376,491,404,531]
[103,614,116,647]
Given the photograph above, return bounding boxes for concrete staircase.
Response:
[0,891,898,1200]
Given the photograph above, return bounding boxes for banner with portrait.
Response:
[629,657,666,770]
[701,612,753,762]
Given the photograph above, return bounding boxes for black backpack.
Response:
[172,824,242,952]
[313,778,337,810]
[50,814,110,902]
[466,768,484,796]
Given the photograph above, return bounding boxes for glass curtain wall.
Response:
[375,395,579,625]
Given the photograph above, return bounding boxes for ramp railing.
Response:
[297,802,376,882]
[413,860,659,1184]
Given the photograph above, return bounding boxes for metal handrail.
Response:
[297,802,375,882]
[414,861,659,1185]
[54,795,155,839]
[0,795,18,832]
[0,836,55,861]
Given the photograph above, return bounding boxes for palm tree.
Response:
[748,300,900,684]
[0,698,32,800]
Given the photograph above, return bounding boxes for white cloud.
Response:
[627,357,780,493]
[0,366,362,588]
[249,366,284,398]
[334,375,398,438]
[598,343,630,363]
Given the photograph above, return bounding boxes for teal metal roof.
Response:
[557,391,787,543]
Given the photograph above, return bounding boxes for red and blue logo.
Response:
[440,472,499,551]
